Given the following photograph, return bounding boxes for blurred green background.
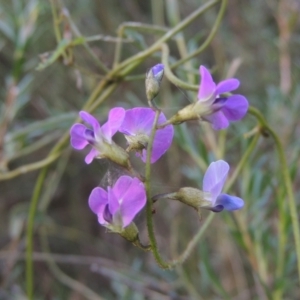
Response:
[0,0,300,299]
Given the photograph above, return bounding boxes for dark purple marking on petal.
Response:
[221,95,249,121]
[84,129,95,144]
[215,193,244,211]
[103,204,113,223]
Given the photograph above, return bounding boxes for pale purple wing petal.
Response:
[203,160,229,203]
[79,111,100,132]
[215,78,240,95]
[85,148,98,164]
[70,124,88,149]
[198,66,216,101]
[119,107,155,136]
[108,186,120,216]
[101,107,126,142]
[215,193,244,211]
[111,175,133,200]
[221,95,249,121]
[205,111,229,130]
[88,187,108,224]
[119,177,146,228]
[140,112,174,163]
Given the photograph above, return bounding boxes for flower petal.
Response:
[88,187,108,225]
[141,112,174,163]
[221,95,248,121]
[216,78,240,95]
[70,124,88,149]
[151,63,164,76]
[107,186,120,216]
[79,111,100,132]
[198,66,216,101]
[204,110,229,130]
[85,148,98,164]
[215,193,244,211]
[119,177,146,228]
[119,107,155,136]
[101,107,126,143]
[203,160,229,203]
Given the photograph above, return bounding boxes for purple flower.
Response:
[197,66,248,130]
[202,160,244,212]
[88,175,146,231]
[118,107,174,163]
[70,108,129,167]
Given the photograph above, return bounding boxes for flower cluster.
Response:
[70,63,247,242]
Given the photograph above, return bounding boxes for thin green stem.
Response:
[62,8,109,74]
[26,167,48,300]
[145,110,170,269]
[248,106,300,286]
[170,213,215,267]
[225,132,260,192]
[171,0,227,69]
[162,43,199,90]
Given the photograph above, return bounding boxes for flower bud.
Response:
[153,187,211,211]
[145,64,164,104]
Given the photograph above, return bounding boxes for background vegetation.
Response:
[0,0,299,299]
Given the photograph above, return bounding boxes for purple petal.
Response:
[119,177,146,228]
[198,66,216,101]
[215,193,244,211]
[85,148,98,164]
[101,107,125,143]
[88,187,108,225]
[151,64,164,77]
[140,112,174,163]
[205,111,229,130]
[119,107,155,136]
[215,78,240,95]
[203,160,229,203]
[221,95,248,121]
[70,124,88,149]
[79,111,100,132]
[107,186,120,217]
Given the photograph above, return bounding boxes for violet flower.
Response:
[202,160,244,212]
[118,107,174,163]
[152,160,244,214]
[197,66,248,130]
[70,108,129,167]
[88,175,146,232]
[168,65,248,130]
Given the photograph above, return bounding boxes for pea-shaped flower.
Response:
[153,160,244,213]
[168,66,248,130]
[70,108,129,168]
[118,107,174,163]
[88,175,146,237]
